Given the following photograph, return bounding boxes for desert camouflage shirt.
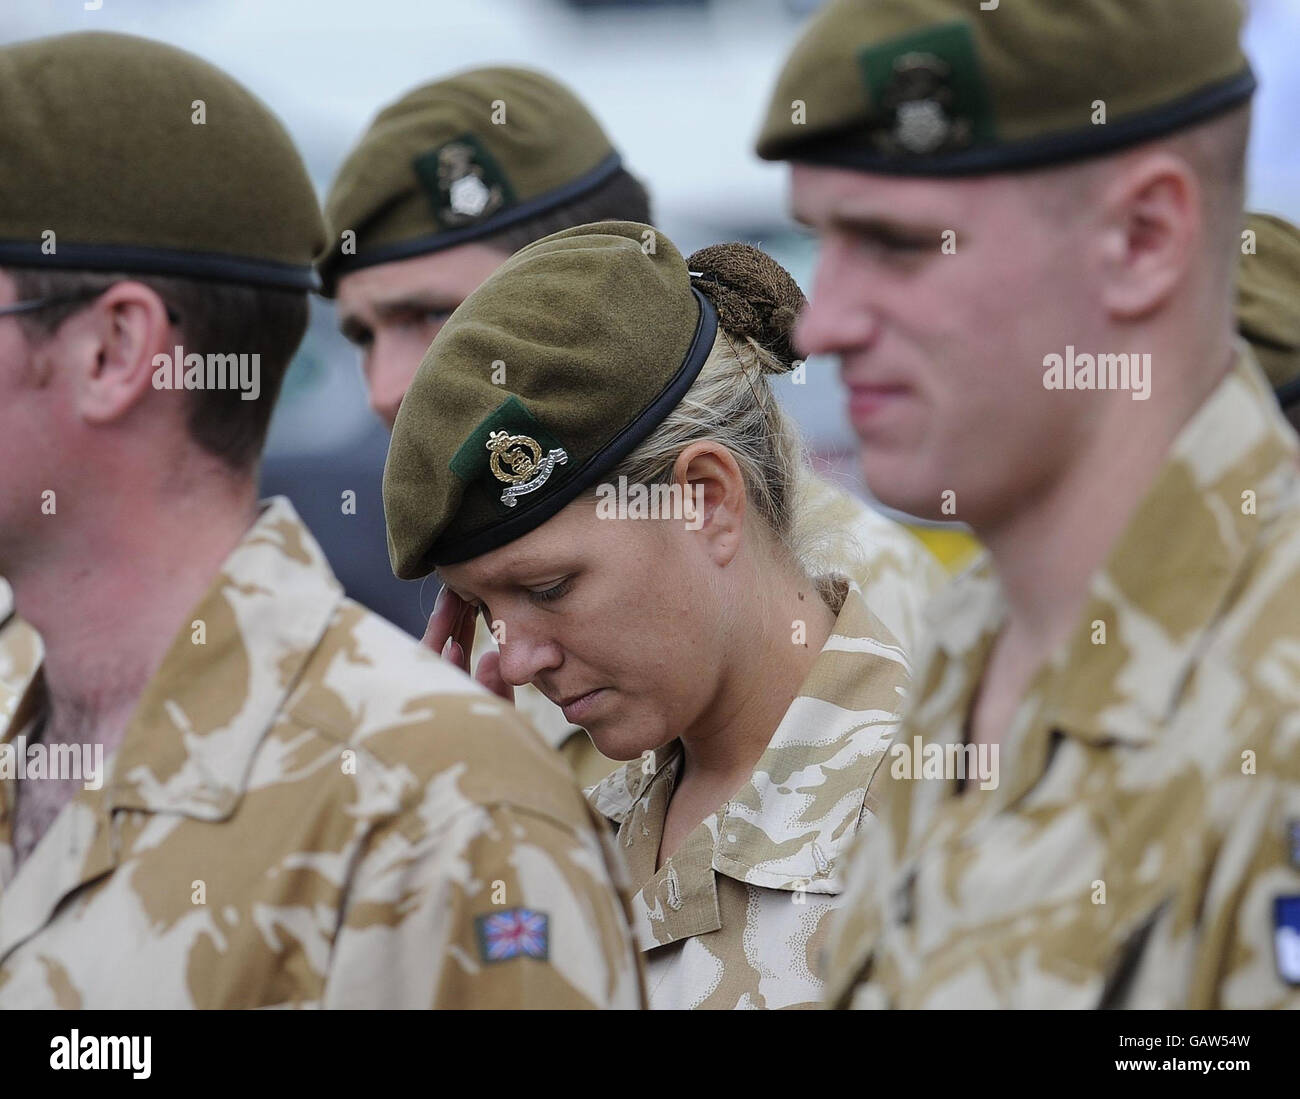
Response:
[825,348,1300,1009]
[0,499,641,1008]
[0,580,41,731]
[588,577,910,1008]
[799,472,948,655]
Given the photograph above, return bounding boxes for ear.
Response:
[671,441,747,568]
[63,280,173,426]
[1095,152,1200,321]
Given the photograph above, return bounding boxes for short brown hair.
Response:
[6,266,308,473]
[482,167,652,256]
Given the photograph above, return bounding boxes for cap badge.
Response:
[876,52,970,156]
[486,430,569,507]
[414,134,516,230]
[438,141,505,222]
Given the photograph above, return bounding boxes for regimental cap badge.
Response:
[877,52,968,156]
[858,21,995,160]
[449,395,571,512]
[413,133,516,230]
[485,429,568,508]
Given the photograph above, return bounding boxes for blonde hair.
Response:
[599,243,867,582]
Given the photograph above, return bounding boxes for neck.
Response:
[981,336,1235,655]
[677,560,836,792]
[8,477,258,751]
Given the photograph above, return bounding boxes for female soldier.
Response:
[382,221,912,1009]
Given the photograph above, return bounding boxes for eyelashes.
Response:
[528,577,573,604]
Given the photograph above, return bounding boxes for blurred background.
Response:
[8,0,1299,635]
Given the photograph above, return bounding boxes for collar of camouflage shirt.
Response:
[0,497,345,826]
[921,343,1299,756]
[587,579,910,946]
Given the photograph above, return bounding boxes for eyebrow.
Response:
[337,294,459,344]
[373,294,458,320]
[791,198,946,238]
[443,555,574,599]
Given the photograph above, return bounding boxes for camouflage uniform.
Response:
[0,499,642,1008]
[800,472,948,654]
[824,350,1300,1009]
[0,581,41,734]
[588,576,910,1008]
[490,474,945,792]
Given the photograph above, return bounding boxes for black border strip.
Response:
[323,152,624,292]
[0,240,317,291]
[779,68,1257,177]
[429,285,720,566]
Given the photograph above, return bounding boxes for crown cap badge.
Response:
[486,430,568,507]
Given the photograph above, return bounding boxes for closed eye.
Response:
[528,577,573,604]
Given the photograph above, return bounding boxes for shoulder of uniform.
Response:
[285,598,595,834]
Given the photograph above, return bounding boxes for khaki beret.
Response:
[1238,213,1300,405]
[383,221,718,575]
[755,0,1254,174]
[321,67,622,294]
[0,32,323,290]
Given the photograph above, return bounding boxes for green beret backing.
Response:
[755,0,1255,175]
[0,32,324,290]
[321,67,622,295]
[383,221,718,576]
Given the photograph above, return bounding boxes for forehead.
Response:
[789,162,1002,224]
[334,243,508,314]
[438,497,600,590]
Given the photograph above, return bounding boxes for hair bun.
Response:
[687,243,806,371]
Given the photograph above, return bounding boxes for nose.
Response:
[365,339,416,429]
[794,239,882,360]
[493,617,564,689]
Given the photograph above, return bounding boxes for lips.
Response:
[546,687,607,725]
[845,382,910,424]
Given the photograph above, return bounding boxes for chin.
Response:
[586,718,676,764]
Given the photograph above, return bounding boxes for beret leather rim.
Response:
[765,67,1256,176]
[0,239,319,291]
[319,151,623,296]
[423,285,720,569]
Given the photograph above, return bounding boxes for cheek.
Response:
[556,536,722,690]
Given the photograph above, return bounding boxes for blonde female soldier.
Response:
[382,222,914,1009]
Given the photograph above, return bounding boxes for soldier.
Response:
[321,67,946,789]
[756,0,1300,1007]
[0,32,640,1008]
[383,223,911,1008]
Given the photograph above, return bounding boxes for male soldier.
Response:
[756,0,1300,1007]
[321,67,947,786]
[0,32,640,1008]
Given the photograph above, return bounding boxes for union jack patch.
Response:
[475,907,549,964]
